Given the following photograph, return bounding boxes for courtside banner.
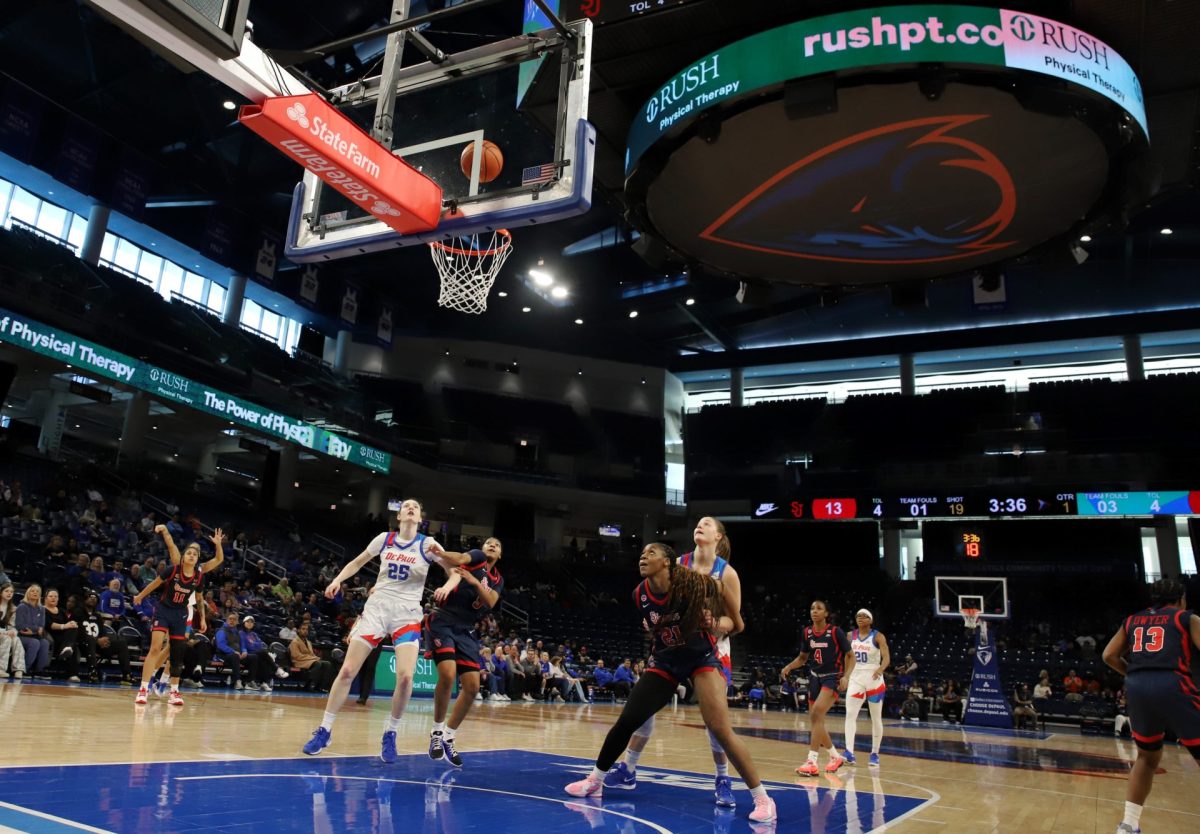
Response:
[963,627,1014,728]
[0,308,391,474]
[626,6,1146,175]
[239,93,442,235]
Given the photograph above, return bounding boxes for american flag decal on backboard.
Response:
[521,163,557,186]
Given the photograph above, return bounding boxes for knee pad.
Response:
[169,641,186,678]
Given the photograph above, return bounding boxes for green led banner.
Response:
[0,308,391,474]
[373,649,445,696]
[626,5,1146,174]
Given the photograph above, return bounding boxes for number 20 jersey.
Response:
[367,531,438,607]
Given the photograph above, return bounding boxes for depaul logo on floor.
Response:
[0,309,391,474]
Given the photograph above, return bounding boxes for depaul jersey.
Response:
[1123,606,1199,680]
[799,624,850,678]
[157,564,204,610]
[850,629,883,674]
[635,578,717,662]
[680,550,732,669]
[367,531,439,607]
[435,549,503,625]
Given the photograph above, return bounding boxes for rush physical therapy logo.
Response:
[700,115,1017,265]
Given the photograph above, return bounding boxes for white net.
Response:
[429,229,512,315]
[962,608,980,631]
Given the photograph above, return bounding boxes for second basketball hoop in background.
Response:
[461,140,504,183]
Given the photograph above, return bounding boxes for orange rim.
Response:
[430,229,511,257]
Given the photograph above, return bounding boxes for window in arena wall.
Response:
[182,271,206,303]
[35,201,68,241]
[100,232,117,264]
[137,251,164,289]
[113,237,140,274]
[207,283,226,316]
[7,187,38,227]
[0,178,14,220]
[66,213,87,252]
[159,261,184,302]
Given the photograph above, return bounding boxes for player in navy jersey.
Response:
[604,517,744,807]
[1103,578,1200,834]
[425,537,504,767]
[564,543,777,825]
[132,528,225,705]
[781,599,856,775]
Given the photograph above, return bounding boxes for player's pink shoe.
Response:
[564,776,603,798]
[824,755,845,773]
[749,794,777,823]
[135,687,148,705]
[795,760,819,777]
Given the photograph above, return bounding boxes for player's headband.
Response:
[856,608,873,622]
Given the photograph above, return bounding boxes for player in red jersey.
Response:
[564,543,777,824]
[1103,578,1200,834]
[132,529,224,705]
[781,599,855,775]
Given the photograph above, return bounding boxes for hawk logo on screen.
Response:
[701,115,1017,266]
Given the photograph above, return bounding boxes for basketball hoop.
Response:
[962,608,987,641]
[429,229,512,314]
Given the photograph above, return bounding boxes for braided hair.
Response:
[655,543,725,639]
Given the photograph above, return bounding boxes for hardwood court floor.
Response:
[1,681,1196,833]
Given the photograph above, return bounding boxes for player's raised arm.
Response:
[1102,625,1129,677]
[422,538,473,569]
[200,528,225,573]
[156,524,182,564]
[780,649,809,681]
[452,566,499,609]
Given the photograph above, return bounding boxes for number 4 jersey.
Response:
[1123,606,1199,679]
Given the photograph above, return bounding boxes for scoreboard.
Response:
[561,0,703,25]
[751,491,1200,520]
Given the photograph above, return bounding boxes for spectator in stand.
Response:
[287,554,305,577]
[577,646,593,668]
[201,590,219,621]
[505,644,527,700]
[75,591,133,685]
[87,557,109,590]
[43,534,68,563]
[219,581,240,612]
[272,577,294,604]
[590,658,614,699]
[290,622,334,692]
[249,560,271,589]
[99,578,129,624]
[303,592,321,619]
[0,582,24,679]
[16,584,51,678]
[241,615,285,692]
[1076,633,1097,658]
[901,686,923,721]
[612,658,636,701]
[129,591,155,642]
[128,564,150,592]
[479,647,501,701]
[140,511,156,533]
[1012,683,1038,729]
[940,679,964,723]
[544,654,571,702]
[1033,673,1053,700]
[166,513,185,538]
[44,588,82,682]
[488,646,511,701]
[215,612,248,690]
[279,618,298,643]
[521,649,544,701]
[1063,668,1084,702]
[1113,688,1130,737]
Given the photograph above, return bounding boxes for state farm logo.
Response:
[286,102,310,128]
[1008,15,1036,41]
[371,200,402,218]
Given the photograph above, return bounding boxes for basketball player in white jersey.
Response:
[302,498,471,760]
[604,517,745,808]
[843,608,890,766]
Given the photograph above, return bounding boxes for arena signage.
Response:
[626,5,1146,174]
[0,309,391,474]
[239,93,443,235]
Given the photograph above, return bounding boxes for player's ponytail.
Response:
[662,543,724,638]
[712,518,731,560]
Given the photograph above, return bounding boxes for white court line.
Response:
[0,800,116,833]
[0,752,356,770]
[175,773,675,834]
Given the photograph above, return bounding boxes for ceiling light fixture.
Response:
[522,306,531,313]
[223,100,237,110]
[1160,227,1173,235]
[685,298,695,306]
[629,310,638,319]
[529,268,554,287]
[497,291,508,298]
[574,318,583,325]
[1079,235,1092,242]
[550,286,568,299]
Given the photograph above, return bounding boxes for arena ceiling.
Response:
[0,0,1197,371]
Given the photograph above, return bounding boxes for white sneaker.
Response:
[235,680,244,690]
[246,682,261,691]
[261,682,273,692]
[275,668,289,679]
[475,692,483,701]
[135,687,149,705]
[13,671,22,680]
[67,676,81,683]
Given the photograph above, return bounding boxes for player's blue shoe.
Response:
[1116,825,1140,834]
[380,731,397,764]
[428,731,445,761]
[303,727,331,755]
[842,749,857,765]
[442,736,463,768]
[603,762,636,790]
[713,775,735,807]
[869,753,880,767]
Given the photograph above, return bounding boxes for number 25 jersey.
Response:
[367,531,438,607]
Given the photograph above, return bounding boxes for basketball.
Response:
[460,139,504,183]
